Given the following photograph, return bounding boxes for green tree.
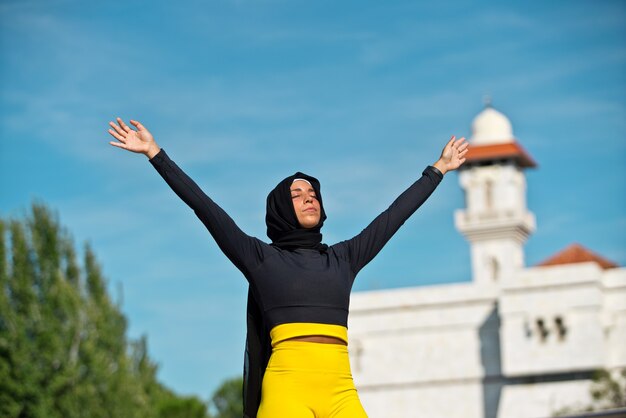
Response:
[211,376,243,418]
[590,369,626,410]
[158,396,211,418]
[4,218,47,417]
[0,202,210,417]
[0,219,24,417]
[28,204,84,417]
[553,368,626,416]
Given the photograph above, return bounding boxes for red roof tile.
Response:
[465,141,537,168]
[536,243,618,269]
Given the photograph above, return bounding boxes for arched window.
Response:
[536,318,549,342]
[555,316,567,340]
[489,257,500,281]
[485,179,494,210]
[350,339,364,372]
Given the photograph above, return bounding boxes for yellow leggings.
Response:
[257,323,368,418]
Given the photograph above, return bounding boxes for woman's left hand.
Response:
[433,136,469,175]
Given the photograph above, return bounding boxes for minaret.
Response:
[454,103,537,285]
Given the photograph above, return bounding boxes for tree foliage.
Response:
[590,368,626,410]
[553,368,626,416]
[0,203,211,418]
[211,376,243,418]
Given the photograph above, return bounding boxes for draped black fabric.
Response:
[244,171,328,417]
[243,288,271,418]
[265,172,328,251]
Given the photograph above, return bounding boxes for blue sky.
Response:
[1,0,625,401]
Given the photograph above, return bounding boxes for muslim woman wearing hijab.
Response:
[107,117,468,418]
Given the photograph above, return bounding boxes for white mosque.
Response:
[347,105,626,418]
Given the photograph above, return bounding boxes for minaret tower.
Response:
[455,102,537,285]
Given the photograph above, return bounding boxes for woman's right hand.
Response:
[108,117,160,159]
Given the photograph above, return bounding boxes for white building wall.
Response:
[358,382,486,418]
[348,283,500,418]
[468,238,525,284]
[458,164,528,215]
[348,265,626,418]
[602,268,626,369]
[455,162,535,287]
[346,106,626,418]
[499,380,593,418]
[500,263,607,376]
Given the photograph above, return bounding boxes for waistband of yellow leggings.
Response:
[269,322,348,347]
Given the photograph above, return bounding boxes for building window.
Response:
[485,179,493,210]
[489,257,499,281]
[536,318,549,342]
[351,339,364,372]
[555,316,567,340]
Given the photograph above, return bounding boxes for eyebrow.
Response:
[290,187,316,193]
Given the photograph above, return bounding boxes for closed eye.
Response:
[292,194,317,200]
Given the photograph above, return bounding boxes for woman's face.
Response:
[290,179,321,228]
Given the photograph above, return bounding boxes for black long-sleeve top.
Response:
[149,148,443,330]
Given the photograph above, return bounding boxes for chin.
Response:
[300,219,321,229]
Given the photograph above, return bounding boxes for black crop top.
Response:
[149,148,443,330]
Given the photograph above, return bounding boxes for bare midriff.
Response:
[281,335,347,345]
[270,323,349,347]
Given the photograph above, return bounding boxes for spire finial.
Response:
[483,94,492,108]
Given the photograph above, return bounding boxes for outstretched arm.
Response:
[107,118,266,274]
[334,136,468,275]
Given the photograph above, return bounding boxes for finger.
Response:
[109,121,127,137]
[458,142,469,151]
[130,119,145,131]
[459,157,466,164]
[454,137,466,148]
[459,149,469,156]
[447,135,456,147]
[117,117,132,133]
[109,141,127,149]
[108,128,126,142]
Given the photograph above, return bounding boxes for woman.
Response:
[107,117,468,418]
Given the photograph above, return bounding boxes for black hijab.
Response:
[243,171,327,417]
[265,171,328,251]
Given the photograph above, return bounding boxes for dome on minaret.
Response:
[471,106,514,145]
[463,100,537,168]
